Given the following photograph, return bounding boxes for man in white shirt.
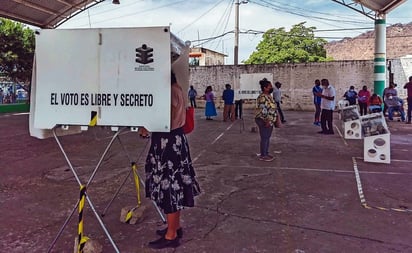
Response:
[315,79,336,135]
[273,81,286,123]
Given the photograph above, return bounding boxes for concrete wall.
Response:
[189,61,376,111]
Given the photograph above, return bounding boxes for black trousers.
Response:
[320,109,334,133]
[359,102,368,116]
[235,100,243,119]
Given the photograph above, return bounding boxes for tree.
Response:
[244,22,333,64]
[0,18,35,83]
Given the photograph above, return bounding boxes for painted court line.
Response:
[216,163,412,176]
[193,121,236,162]
[352,157,412,213]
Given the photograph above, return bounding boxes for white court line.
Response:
[0,112,29,117]
[334,124,348,146]
[193,121,236,162]
[352,157,412,213]
[353,156,412,163]
[352,157,367,205]
[194,163,412,176]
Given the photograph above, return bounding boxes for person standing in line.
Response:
[358,85,371,116]
[315,79,336,135]
[312,79,322,126]
[255,78,277,162]
[204,85,217,120]
[403,76,412,124]
[235,99,243,119]
[140,72,201,249]
[222,83,235,121]
[188,85,197,108]
[273,81,286,123]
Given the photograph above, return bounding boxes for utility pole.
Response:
[234,0,239,66]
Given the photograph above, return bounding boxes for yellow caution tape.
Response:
[89,111,97,126]
[78,185,87,253]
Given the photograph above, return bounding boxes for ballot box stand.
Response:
[47,126,124,253]
[340,105,362,140]
[46,126,165,253]
[360,113,391,164]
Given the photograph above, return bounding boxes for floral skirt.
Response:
[145,127,201,214]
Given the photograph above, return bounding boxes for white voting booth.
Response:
[238,73,273,100]
[237,73,273,132]
[30,27,189,252]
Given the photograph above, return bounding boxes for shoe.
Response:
[148,236,180,249]
[325,131,334,135]
[156,227,183,238]
[281,120,286,123]
[317,131,326,134]
[406,122,411,124]
[259,156,274,162]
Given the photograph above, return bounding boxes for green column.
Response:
[374,18,386,97]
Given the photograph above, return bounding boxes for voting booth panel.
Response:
[30,27,189,252]
[31,27,173,138]
[238,73,273,100]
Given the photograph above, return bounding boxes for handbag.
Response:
[183,107,195,134]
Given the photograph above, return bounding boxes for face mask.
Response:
[269,88,274,93]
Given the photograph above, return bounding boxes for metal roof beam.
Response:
[331,0,376,20]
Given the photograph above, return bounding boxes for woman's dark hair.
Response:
[171,72,177,85]
[205,85,212,94]
[259,78,270,91]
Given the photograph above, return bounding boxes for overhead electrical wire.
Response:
[177,0,227,34]
[209,0,235,51]
[70,0,186,27]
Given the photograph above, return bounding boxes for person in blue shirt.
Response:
[312,79,322,126]
[188,85,197,108]
[343,85,358,105]
[222,83,235,121]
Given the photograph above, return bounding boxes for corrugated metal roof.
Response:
[0,0,105,28]
[0,0,407,29]
[355,0,407,13]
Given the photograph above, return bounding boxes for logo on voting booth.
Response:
[135,44,153,64]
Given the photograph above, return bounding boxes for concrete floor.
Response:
[1,109,412,253]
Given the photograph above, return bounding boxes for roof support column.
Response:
[374,17,386,97]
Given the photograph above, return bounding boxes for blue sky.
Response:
[60,0,412,64]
